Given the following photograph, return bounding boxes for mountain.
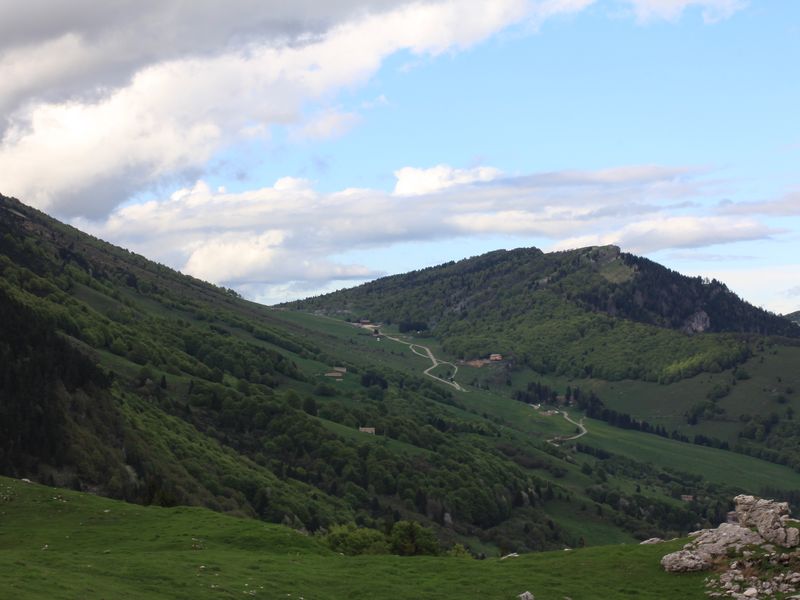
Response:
[787,310,800,325]
[3,192,800,558]
[290,245,798,382]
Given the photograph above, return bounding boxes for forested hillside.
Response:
[291,246,797,382]
[4,193,800,557]
[0,194,695,552]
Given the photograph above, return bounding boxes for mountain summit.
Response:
[290,245,798,381]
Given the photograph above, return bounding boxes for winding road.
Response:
[546,411,588,445]
[383,333,468,392]
[348,321,590,443]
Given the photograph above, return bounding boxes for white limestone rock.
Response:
[661,550,713,572]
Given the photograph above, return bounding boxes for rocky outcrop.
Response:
[682,310,711,334]
[661,524,764,572]
[705,552,800,599]
[663,495,800,599]
[734,495,800,548]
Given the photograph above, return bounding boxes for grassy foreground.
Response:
[0,477,706,600]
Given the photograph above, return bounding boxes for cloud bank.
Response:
[74,163,780,302]
[0,0,746,218]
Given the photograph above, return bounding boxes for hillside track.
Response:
[547,411,587,445]
[383,334,468,392]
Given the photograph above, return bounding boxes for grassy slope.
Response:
[577,415,800,492]
[0,477,706,600]
[274,311,800,492]
[270,311,800,538]
[503,343,800,444]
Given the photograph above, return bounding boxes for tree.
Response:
[303,396,318,416]
[389,521,438,556]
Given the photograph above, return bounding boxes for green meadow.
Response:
[0,477,706,600]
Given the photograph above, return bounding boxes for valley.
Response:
[1,193,800,598]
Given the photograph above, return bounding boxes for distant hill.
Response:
[289,246,799,382]
[786,310,800,325]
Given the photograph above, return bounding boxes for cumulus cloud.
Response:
[394,165,503,195]
[73,162,776,300]
[0,0,409,115]
[1,0,548,217]
[0,0,745,219]
[183,231,378,284]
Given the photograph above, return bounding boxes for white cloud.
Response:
[621,0,746,23]
[552,215,776,253]
[0,0,410,115]
[0,0,745,217]
[184,231,287,282]
[0,0,541,217]
[75,163,779,300]
[294,109,361,140]
[394,165,503,195]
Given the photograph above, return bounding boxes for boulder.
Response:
[661,550,713,572]
[735,494,800,548]
[640,537,664,545]
[689,523,764,555]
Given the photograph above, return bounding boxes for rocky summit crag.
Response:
[661,495,800,599]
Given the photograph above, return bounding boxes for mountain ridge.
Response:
[289,244,798,382]
[291,244,797,338]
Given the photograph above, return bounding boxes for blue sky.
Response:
[0,0,798,311]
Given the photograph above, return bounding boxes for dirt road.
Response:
[383,334,467,392]
[546,411,587,445]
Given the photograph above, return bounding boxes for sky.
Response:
[0,0,798,312]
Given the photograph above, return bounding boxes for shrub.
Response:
[324,525,389,555]
[389,520,439,556]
